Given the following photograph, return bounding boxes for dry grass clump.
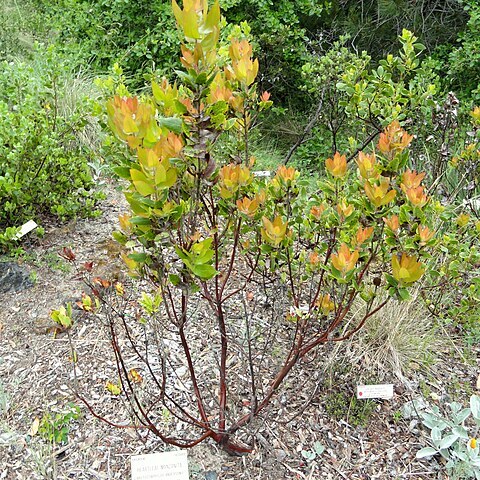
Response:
[327,289,439,382]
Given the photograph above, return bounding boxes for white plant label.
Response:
[131,450,189,480]
[14,220,38,239]
[253,170,271,177]
[356,384,394,400]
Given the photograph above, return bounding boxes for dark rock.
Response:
[0,262,34,294]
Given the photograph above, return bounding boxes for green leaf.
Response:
[112,231,127,245]
[192,264,218,280]
[205,1,220,31]
[313,441,325,455]
[112,166,132,179]
[175,70,196,88]
[452,425,469,439]
[439,434,458,450]
[128,252,148,263]
[196,72,208,85]
[301,450,316,461]
[158,117,183,134]
[183,7,200,39]
[431,427,442,446]
[129,216,151,226]
[398,288,410,301]
[384,273,397,287]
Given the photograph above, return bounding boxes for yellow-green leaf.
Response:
[130,169,155,196]
[105,381,121,396]
[205,1,220,31]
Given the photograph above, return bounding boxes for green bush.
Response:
[292,30,437,170]
[33,0,330,104]
[0,46,102,242]
[430,1,480,105]
[32,0,180,85]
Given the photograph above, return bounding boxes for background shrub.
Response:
[0,46,102,236]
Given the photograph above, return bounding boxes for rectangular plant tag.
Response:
[131,450,189,480]
[356,384,394,399]
[14,220,38,239]
[253,170,271,177]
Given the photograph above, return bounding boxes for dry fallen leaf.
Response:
[105,381,121,396]
[476,373,480,391]
[28,417,40,436]
[128,368,143,384]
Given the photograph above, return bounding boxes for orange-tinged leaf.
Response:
[236,196,259,217]
[405,186,428,207]
[377,121,413,155]
[275,165,299,185]
[128,369,143,384]
[401,169,425,190]
[365,178,397,208]
[261,216,289,247]
[392,253,425,284]
[119,213,132,233]
[93,277,111,289]
[418,225,434,244]
[331,243,359,275]
[310,204,326,219]
[356,151,379,180]
[261,91,271,102]
[316,294,335,315]
[309,251,321,266]
[383,215,400,233]
[355,226,374,246]
[325,152,347,178]
[337,200,354,218]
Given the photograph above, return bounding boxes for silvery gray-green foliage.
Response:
[415,395,480,479]
[301,441,325,462]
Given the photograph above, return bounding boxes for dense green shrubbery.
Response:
[432,1,480,104]
[288,30,437,169]
[32,0,329,104]
[32,0,182,85]
[0,47,102,242]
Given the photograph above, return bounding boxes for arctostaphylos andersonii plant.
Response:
[66,0,437,454]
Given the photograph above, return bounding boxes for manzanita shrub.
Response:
[67,0,438,454]
[0,47,102,253]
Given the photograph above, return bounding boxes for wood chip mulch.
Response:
[1,180,479,479]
